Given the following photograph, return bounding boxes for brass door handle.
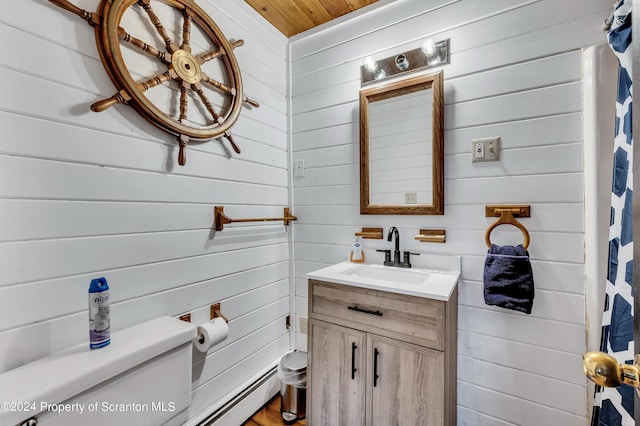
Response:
[583,351,640,388]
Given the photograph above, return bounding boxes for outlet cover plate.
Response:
[471,137,500,162]
[299,316,308,334]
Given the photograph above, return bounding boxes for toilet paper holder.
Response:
[178,303,228,345]
[194,303,230,351]
[210,303,228,322]
[195,303,228,345]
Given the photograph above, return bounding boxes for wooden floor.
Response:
[243,395,306,426]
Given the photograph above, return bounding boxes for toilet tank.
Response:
[0,316,197,426]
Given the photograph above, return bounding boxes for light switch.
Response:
[471,137,500,162]
[294,159,305,177]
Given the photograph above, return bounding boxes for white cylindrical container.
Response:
[89,277,111,349]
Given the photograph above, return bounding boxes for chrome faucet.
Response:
[376,226,419,268]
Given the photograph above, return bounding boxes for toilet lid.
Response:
[280,351,307,372]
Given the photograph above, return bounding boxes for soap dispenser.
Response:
[350,230,365,263]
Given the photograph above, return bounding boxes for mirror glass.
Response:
[360,71,444,215]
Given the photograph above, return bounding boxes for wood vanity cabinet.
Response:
[307,279,457,426]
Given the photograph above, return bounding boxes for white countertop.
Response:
[307,261,459,301]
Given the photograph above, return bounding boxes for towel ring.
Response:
[484,208,530,249]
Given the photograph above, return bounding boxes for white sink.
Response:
[307,262,459,301]
[341,264,430,286]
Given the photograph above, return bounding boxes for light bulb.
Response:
[364,56,378,72]
[421,39,436,56]
[374,69,386,80]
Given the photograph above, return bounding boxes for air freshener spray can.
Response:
[89,277,110,349]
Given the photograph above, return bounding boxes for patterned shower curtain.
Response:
[592,1,634,425]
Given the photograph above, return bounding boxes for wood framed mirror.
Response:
[359,71,444,215]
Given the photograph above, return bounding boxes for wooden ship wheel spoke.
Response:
[91,69,177,112]
[181,8,193,52]
[136,0,179,53]
[118,27,171,64]
[191,82,240,154]
[48,0,260,166]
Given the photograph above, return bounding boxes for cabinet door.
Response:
[308,319,367,426]
[367,334,445,426]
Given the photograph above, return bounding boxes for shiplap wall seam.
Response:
[0,148,288,179]
[289,0,463,59]
[0,84,288,157]
[291,0,540,74]
[10,1,289,81]
[0,238,290,290]
[291,3,606,78]
[0,260,291,334]
[456,379,585,417]
[457,356,587,411]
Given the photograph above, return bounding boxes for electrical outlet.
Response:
[405,192,417,204]
[471,137,501,163]
[299,316,308,334]
[294,159,305,177]
[474,142,485,159]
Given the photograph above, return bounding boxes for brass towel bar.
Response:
[414,229,446,243]
[214,206,297,231]
[355,227,383,239]
[484,205,531,249]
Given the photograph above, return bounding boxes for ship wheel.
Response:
[49,0,259,165]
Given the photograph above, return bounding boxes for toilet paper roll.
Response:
[194,317,229,352]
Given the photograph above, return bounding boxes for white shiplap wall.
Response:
[290,0,609,424]
[0,0,289,421]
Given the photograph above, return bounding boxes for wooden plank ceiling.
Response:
[245,0,379,37]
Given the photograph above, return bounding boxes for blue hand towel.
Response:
[483,244,534,314]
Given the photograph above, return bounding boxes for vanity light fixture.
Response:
[361,39,449,85]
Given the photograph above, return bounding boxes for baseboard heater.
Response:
[197,366,279,426]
